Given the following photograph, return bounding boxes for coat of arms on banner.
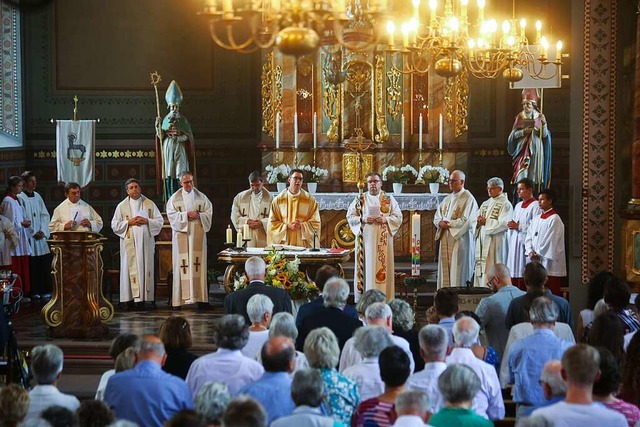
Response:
[66,132,86,166]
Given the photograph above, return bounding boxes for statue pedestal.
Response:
[43,231,113,338]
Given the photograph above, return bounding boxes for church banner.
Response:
[56,120,96,188]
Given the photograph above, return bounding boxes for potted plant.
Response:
[417,165,450,193]
[265,164,292,192]
[300,164,329,194]
[382,164,418,194]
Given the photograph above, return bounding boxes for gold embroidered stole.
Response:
[119,196,155,298]
[172,190,205,300]
[363,192,390,285]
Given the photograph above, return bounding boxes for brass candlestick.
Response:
[438,148,443,166]
[418,148,424,167]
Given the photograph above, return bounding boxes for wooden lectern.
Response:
[43,231,114,338]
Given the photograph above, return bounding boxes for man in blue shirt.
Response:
[475,263,525,360]
[238,336,296,424]
[104,335,193,427]
[508,297,572,418]
[522,360,566,416]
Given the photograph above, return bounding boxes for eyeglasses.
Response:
[290,176,303,181]
[367,180,381,184]
[450,179,461,183]
[181,180,194,185]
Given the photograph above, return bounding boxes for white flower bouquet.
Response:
[417,165,450,184]
[299,164,329,183]
[265,164,292,184]
[382,164,418,184]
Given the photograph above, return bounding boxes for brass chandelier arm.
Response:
[208,21,259,52]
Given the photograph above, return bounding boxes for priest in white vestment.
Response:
[347,173,403,301]
[506,178,542,289]
[268,169,320,248]
[434,170,478,288]
[49,182,103,233]
[166,171,213,307]
[472,177,512,288]
[231,171,273,248]
[525,188,566,296]
[111,178,164,304]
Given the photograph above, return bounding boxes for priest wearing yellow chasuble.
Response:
[346,172,403,301]
[111,178,164,305]
[268,169,320,248]
[166,171,213,307]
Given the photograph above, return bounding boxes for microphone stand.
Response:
[309,223,320,252]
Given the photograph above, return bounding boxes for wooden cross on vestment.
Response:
[180,259,189,275]
[193,257,200,273]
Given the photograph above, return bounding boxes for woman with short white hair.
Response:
[241,294,273,359]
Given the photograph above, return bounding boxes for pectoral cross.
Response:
[194,257,201,273]
[262,208,268,218]
[240,208,246,217]
[180,259,189,274]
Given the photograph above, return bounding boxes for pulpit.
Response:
[43,231,114,338]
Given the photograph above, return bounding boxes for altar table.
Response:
[218,247,353,293]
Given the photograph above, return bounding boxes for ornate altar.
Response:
[218,247,352,293]
[43,231,113,338]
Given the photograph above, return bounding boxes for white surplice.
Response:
[434,189,478,288]
[18,191,51,256]
[166,188,213,306]
[525,210,566,276]
[1,196,31,256]
[506,198,542,279]
[0,215,17,266]
[111,195,164,302]
[472,193,512,287]
[230,188,272,248]
[347,191,403,301]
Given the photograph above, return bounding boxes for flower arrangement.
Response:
[417,165,450,184]
[382,164,418,184]
[299,164,329,183]
[265,164,292,184]
[233,250,319,300]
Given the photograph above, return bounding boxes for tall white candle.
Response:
[438,113,443,150]
[294,113,299,149]
[418,113,423,150]
[411,212,421,277]
[401,114,405,150]
[226,225,233,244]
[313,112,317,149]
[236,230,243,248]
[243,223,250,240]
[275,113,280,149]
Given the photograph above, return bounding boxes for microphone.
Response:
[309,223,320,252]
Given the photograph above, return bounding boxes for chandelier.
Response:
[199,0,563,82]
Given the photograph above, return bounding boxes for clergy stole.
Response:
[474,196,507,284]
[170,191,205,300]
[435,191,474,287]
[118,197,156,298]
[371,192,392,286]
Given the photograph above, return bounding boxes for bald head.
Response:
[449,170,465,193]
[261,336,296,373]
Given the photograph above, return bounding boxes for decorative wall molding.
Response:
[0,2,23,147]
[582,0,617,282]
